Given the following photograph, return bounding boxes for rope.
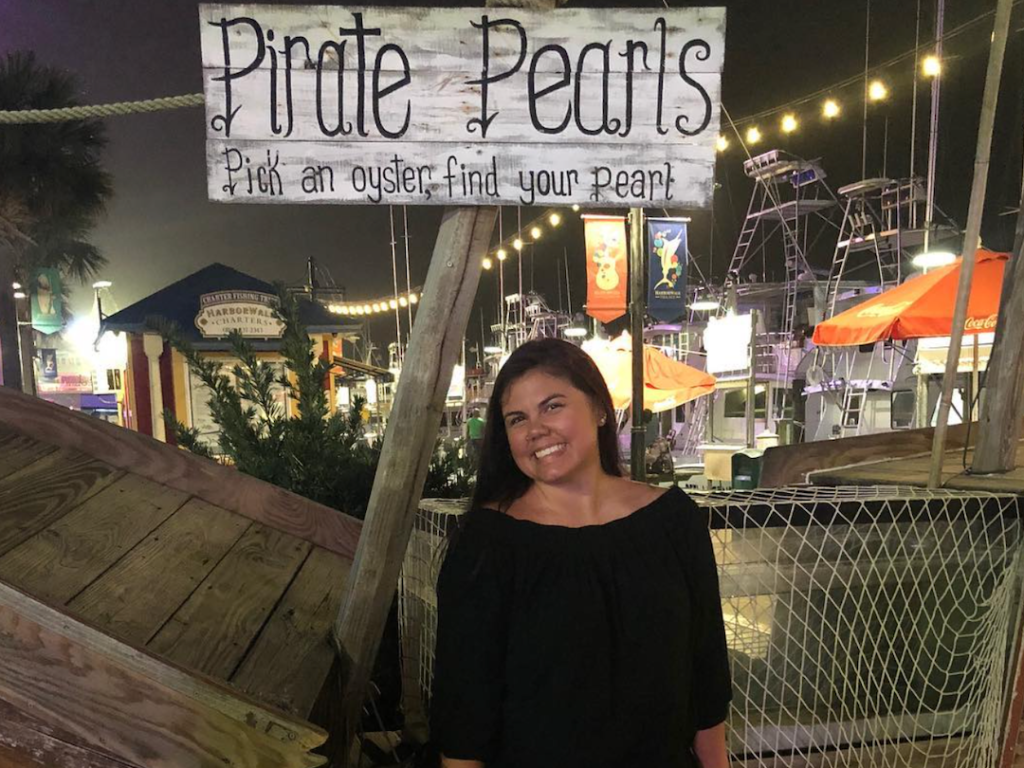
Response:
[0,93,204,124]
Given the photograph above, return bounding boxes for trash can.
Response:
[731,449,764,490]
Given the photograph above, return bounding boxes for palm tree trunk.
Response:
[0,245,22,390]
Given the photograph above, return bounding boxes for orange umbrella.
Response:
[583,333,717,412]
[812,249,1008,347]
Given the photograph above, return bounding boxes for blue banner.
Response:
[647,218,688,322]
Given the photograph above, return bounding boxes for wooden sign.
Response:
[199,4,725,207]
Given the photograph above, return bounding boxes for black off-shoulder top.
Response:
[431,486,732,768]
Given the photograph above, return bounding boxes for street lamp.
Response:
[92,279,112,322]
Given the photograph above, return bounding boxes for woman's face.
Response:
[500,369,604,486]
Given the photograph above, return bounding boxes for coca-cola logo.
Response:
[856,300,912,319]
[964,314,997,331]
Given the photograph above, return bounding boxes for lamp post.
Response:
[92,280,112,323]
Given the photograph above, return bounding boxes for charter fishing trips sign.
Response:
[199,5,725,207]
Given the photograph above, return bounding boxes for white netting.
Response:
[398,487,1024,766]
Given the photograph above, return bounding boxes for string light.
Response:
[389,299,398,309]
[781,114,798,134]
[572,204,580,212]
[868,80,888,102]
[822,99,841,119]
[482,257,493,270]
[399,296,408,307]
[513,238,523,251]
[496,248,507,261]
[716,135,729,152]
[745,126,762,145]
[530,226,542,240]
[922,55,941,77]
[549,213,561,226]
[409,293,418,304]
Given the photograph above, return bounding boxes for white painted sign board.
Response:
[199,4,725,206]
[194,290,286,338]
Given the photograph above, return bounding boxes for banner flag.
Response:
[647,218,688,322]
[584,216,628,323]
[30,267,63,334]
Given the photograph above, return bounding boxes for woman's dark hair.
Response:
[468,338,622,513]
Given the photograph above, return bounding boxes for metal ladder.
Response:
[680,396,709,458]
[839,382,869,437]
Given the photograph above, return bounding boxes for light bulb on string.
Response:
[482,257,493,270]
[822,99,841,119]
[497,248,507,261]
[389,299,398,309]
[549,213,561,226]
[530,226,542,240]
[922,55,941,78]
[399,296,408,307]
[513,238,523,251]
[868,80,888,102]
[745,126,762,145]
[572,204,580,212]
[409,293,418,304]
[715,135,729,152]
[781,114,798,134]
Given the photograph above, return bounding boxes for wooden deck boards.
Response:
[0,474,190,605]
[231,545,352,717]
[810,439,1024,492]
[68,498,252,647]
[0,428,59,481]
[0,431,352,722]
[0,449,123,558]
[147,523,312,680]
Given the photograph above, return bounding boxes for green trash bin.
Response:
[731,449,764,490]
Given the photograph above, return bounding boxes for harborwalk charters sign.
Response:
[200,4,725,207]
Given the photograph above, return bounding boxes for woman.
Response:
[431,338,731,768]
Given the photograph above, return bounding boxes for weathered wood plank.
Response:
[334,205,497,749]
[0,449,122,558]
[0,698,141,768]
[0,430,58,481]
[232,546,352,717]
[0,579,327,767]
[148,523,312,680]
[207,138,713,207]
[0,474,190,605]
[0,386,362,558]
[809,439,1024,493]
[68,498,251,646]
[760,420,982,488]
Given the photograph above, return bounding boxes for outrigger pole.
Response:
[926,0,1013,487]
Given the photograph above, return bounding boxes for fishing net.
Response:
[399,487,1024,766]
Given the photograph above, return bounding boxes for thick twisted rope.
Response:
[0,93,204,124]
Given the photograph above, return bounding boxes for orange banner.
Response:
[584,216,628,323]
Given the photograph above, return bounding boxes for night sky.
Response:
[2,0,1021,358]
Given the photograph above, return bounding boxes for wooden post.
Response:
[972,186,1024,472]
[926,0,1013,487]
[0,245,22,391]
[332,206,496,761]
[629,207,646,481]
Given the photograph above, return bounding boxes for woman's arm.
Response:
[441,756,485,768]
[693,722,729,768]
